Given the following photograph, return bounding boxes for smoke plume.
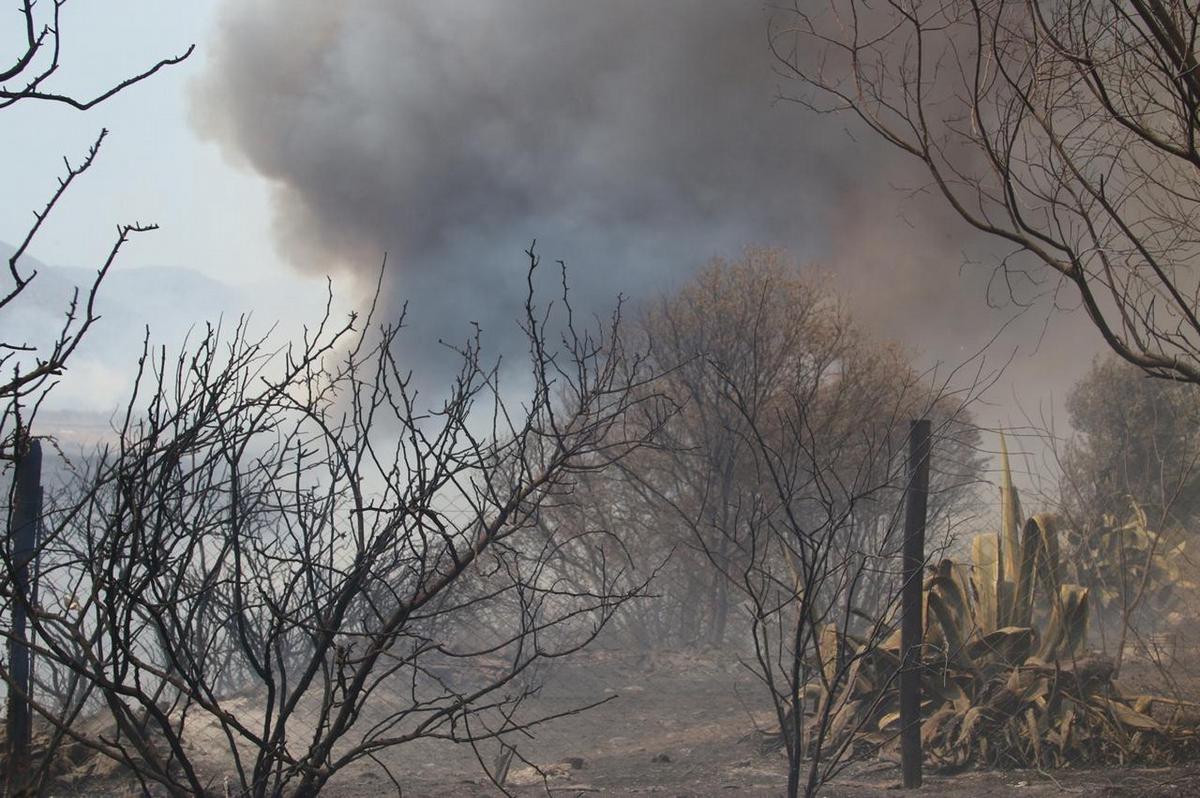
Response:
[192,0,1100,401]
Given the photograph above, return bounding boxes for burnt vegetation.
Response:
[3,2,1200,798]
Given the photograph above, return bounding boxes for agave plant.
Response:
[791,436,1198,771]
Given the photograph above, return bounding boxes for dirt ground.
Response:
[47,648,1200,797]
[320,649,1200,798]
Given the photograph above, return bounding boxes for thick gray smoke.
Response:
[193,0,1099,400]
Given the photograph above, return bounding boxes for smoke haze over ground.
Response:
[193,0,1100,410]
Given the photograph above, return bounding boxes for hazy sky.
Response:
[1,1,1103,441]
[0,1,287,285]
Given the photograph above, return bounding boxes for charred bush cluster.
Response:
[1,251,672,796]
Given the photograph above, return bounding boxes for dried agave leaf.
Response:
[998,433,1023,616]
[788,434,1196,771]
[923,705,957,747]
[1102,698,1162,732]
[1037,585,1089,661]
[878,709,901,731]
[954,705,985,750]
[826,697,863,746]
[968,626,1034,667]
[1058,702,1076,756]
[972,533,1000,634]
[930,561,972,631]
[1010,519,1039,629]
[923,670,971,713]
[927,588,973,670]
[1025,708,1042,768]
[818,624,840,687]
[1027,513,1063,592]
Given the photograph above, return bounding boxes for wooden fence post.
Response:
[900,419,931,789]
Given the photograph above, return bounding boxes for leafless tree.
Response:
[1060,355,1200,529]
[0,0,192,454]
[531,250,989,796]
[574,250,985,652]
[772,0,1200,384]
[1023,357,1200,673]
[2,251,670,796]
[1,6,190,791]
[705,326,985,798]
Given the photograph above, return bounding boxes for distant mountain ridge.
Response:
[0,243,328,415]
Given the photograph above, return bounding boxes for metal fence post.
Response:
[6,437,41,790]
[900,420,930,789]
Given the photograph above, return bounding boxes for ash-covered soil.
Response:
[39,648,1200,796]
[321,649,1200,797]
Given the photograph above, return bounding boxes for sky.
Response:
[0,1,291,285]
[0,1,1104,455]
